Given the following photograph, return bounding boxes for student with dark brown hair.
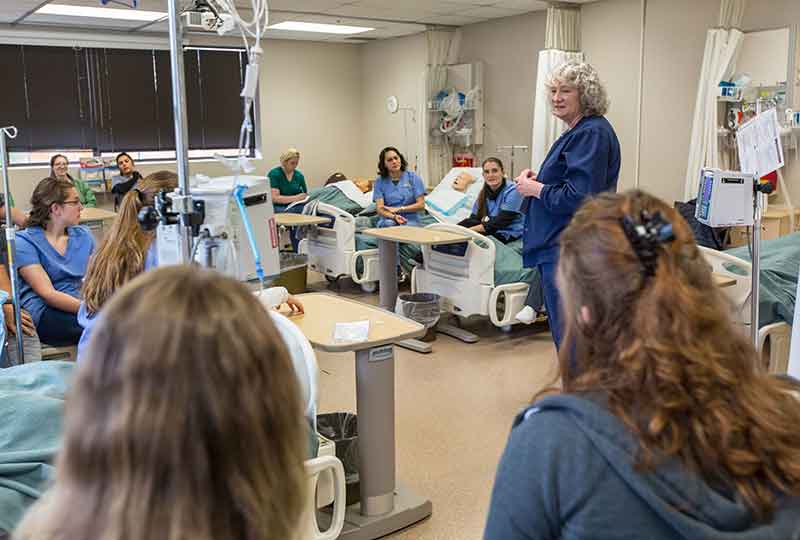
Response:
[16,177,94,346]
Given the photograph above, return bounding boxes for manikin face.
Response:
[550,81,582,124]
[452,172,476,192]
[384,151,402,174]
[117,155,135,176]
[52,156,69,179]
[482,162,504,190]
[283,157,299,173]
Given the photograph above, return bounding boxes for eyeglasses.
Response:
[61,199,83,206]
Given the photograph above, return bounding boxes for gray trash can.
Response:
[317,412,360,506]
[395,292,442,341]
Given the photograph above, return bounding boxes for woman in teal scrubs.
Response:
[268,148,308,213]
[373,147,426,228]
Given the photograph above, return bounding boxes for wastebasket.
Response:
[272,253,308,294]
[317,412,360,505]
[395,292,442,342]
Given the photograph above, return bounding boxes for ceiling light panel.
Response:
[35,3,165,22]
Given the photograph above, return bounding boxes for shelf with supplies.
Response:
[78,158,120,194]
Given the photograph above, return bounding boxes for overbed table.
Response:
[290,293,430,540]
[274,213,331,227]
[361,226,474,353]
[79,207,117,238]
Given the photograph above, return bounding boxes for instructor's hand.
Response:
[515,169,543,198]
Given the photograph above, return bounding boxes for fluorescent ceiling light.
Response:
[35,4,166,22]
[268,21,373,34]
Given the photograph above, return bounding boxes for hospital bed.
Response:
[300,169,485,289]
[699,243,794,374]
[299,171,541,330]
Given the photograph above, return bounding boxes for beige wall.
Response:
[740,0,800,206]
[6,38,363,210]
[581,0,642,192]
[637,0,719,204]
[458,11,546,175]
[357,33,427,179]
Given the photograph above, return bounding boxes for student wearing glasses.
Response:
[15,177,95,346]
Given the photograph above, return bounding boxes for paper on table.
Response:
[737,108,785,177]
[333,320,370,344]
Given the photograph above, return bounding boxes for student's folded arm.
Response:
[18,265,81,314]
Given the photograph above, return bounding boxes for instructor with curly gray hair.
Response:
[514,61,621,349]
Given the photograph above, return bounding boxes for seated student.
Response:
[269,148,308,212]
[457,158,523,243]
[16,178,94,347]
[78,171,304,362]
[15,266,309,540]
[49,154,97,208]
[374,146,426,228]
[109,152,143,210]
[484,190,800,540]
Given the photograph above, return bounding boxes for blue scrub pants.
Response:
[275,203,306,252]
[38,307,83,347]
[537,262,563,350]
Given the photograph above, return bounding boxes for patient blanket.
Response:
[726,232,800,327]
[0,361,73,532]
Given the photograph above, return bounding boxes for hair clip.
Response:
[132,188,144,203]
[620,210,675,277]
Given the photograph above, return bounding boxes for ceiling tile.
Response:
[459,5,528,18]
[491,0,549,10]
[417,13,484,25]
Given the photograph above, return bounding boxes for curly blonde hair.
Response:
[546,61,609,116]
[280,148,300,164]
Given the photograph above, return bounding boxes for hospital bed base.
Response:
[315,484,432,540]
[396,321,481,353]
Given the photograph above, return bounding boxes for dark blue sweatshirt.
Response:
[484,395,800,540]
[522,115,621,267]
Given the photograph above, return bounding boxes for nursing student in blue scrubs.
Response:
[373,147,426,227]
[16,177,95,346]
[514,62,621,348]
[458,157,523,243]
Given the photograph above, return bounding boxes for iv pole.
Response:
[0,126,24,362]
[496,145,529,179]
[166,0,194,263]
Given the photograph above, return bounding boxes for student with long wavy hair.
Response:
[15,266,308,540]
[484,190,800,540]
[16,177,94,346]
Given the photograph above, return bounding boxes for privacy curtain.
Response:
[423,29,461,186]
[531,6,583,170]
[683,0,746,200]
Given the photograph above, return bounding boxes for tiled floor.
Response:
[307,274,559,540]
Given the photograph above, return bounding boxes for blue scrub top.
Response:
[474,180,524,241]
[77,241,157,362]
[16,226,94,327]
[522,115,621,267]
[373,170,426,226]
